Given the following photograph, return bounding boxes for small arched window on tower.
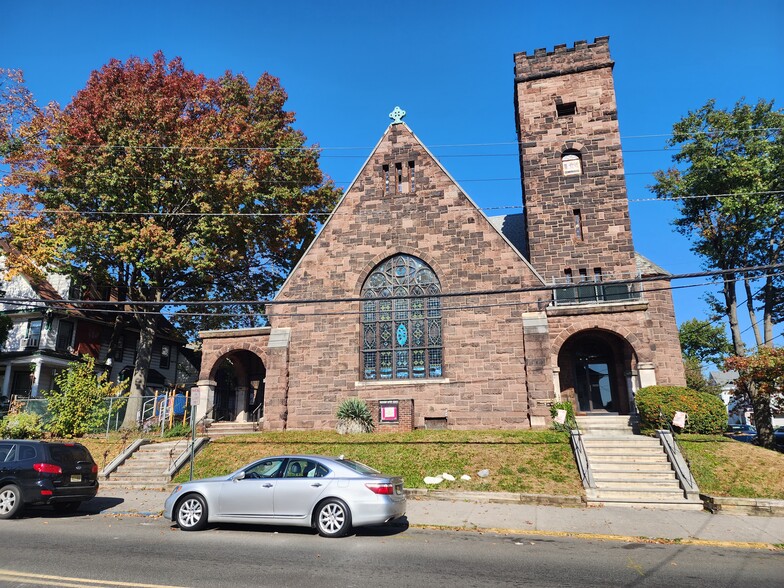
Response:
[562,150,582,176]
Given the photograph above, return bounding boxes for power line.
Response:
[0,190,779,218]
[1,125,778,153]
[2,264,781,311]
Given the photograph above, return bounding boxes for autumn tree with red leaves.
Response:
[725,347,784,449]
[2,53,340,427]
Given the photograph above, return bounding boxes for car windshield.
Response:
[338,459,380,475]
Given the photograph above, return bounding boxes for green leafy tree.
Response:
[651,99,784,354]
[2,54,340,427]
[679,318,733,365]
[682,356,720,396]
[678,318,731,394]
[43,355,127,438]
[725,347,784,449]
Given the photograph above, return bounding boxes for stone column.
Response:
[235,386,249,422]
[194,379,216,423]
[638,362,657,388]
[1,367,12,398]
[30,359,43,397]
[522,312,553,427]
[626,369,640,414]
[552,367,562,403]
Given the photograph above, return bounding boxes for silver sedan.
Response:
[163,455,406,537]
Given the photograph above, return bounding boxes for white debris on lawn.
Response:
[423,476,444,485]
[460,474,471,481]
[477,469,490,478]
[441,473,455,481]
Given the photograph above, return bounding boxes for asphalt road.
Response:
[0,509,782,588]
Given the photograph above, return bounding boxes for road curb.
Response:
[409,524,784,551]
[405,489,584,507]
[701,494,784,517]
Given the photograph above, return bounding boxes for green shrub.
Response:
[43,355,127,438]
[549,401,576,432]
[164,422,192,438]
[0,412,44,439]
[336,397,374,433]
[635,385,727,434]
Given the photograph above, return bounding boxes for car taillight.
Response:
[365,483,394,495]
[33,463,63,474]
[91,464,98,474]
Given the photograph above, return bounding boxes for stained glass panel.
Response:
[379,351,393,379]
[395,350,409,379]
[363,323,376,350]
[364,352,376,380]
[361,254,442,380]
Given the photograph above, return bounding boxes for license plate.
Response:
[70,475,82,483]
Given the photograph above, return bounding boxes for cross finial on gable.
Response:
[389,106,406,125]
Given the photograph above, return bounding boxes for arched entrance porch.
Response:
[210,350,266,423]
[557,329,638,415]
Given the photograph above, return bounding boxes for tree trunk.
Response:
[120,313,157,429]
[743,278,763,348]
[748,382,775,449]
[762,274,774,346]
[723,274,745,356]
[105,315,126,376]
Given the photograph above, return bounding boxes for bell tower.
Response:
[514,37,637,286]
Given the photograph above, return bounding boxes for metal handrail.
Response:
[657,408,696,489]
[250,403,263,423]
[569,416,595,489]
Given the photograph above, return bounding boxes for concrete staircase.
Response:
[102,440,185,489]
[575,415,703,510]
[205,420,259,438]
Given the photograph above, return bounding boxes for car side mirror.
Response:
[233,471,246,482]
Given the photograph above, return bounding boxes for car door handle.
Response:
[310,483,322,487]
[262,483,273,488]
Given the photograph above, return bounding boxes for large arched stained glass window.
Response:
[361,254,442,380]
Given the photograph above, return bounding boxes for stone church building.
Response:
[195,37,685,431]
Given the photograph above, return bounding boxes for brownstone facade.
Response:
[197,37,685,431]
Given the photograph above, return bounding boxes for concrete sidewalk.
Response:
[81,487,784,548]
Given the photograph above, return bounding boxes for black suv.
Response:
[0,440,99,519]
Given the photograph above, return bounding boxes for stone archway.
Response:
[208,350,266,423]
[557,329,638,415]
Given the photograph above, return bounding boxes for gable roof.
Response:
[275,122,545,301]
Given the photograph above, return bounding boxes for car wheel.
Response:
[315,498,352,538]
[176,494,208,531]
[0,484,23,520]
[53,501,81,514]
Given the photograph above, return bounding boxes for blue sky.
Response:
[2,0,782,347]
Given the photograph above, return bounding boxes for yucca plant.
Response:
[336,397,375,434]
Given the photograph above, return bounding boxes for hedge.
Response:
[635,385,727,434]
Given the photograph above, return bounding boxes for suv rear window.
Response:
[49,444,92,467]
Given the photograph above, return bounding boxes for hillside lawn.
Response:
[74,430,784,499]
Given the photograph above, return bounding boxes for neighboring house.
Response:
[193,37,687,431]
[709,370,784,428]
[0,241,198,404]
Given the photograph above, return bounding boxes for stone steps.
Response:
[206,421,259,438]
[575,414,702,510]
[108,441,184,486]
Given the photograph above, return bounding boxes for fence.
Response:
[6,389,194,438]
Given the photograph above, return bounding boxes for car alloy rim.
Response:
[0,489,16,514]
[319,503,345,533]
[179,498,202,527]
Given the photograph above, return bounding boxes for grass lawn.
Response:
[66,429,784,500]
[679,435,784,500]
[172,429,584,495]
